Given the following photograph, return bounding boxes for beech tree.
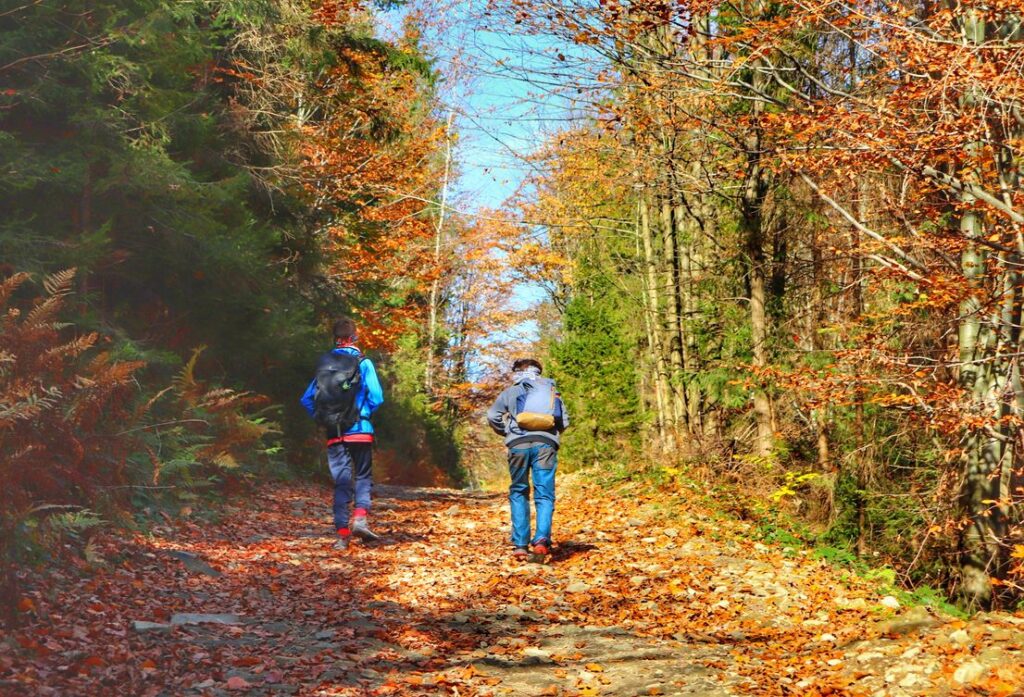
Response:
[481,0,1024,608]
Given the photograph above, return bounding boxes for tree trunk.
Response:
[810,223,830,473]
[676,199,701,433]
[955,8,1021,610]
[957,195,1008,609]
[737,16,775,458]
[424,110,455,396]
[741,126,774,457]
[661,194,687,431]
[853,181,870,557]
[640,196,671,445]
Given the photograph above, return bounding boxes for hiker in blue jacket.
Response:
[486,358,569,561]
[301,317,384,550]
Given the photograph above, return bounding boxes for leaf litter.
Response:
[3,477,1024,695]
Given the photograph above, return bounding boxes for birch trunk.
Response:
[641,196,671,445]
[424,110,455,395]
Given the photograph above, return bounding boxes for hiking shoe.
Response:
[333,536,350,551]
[529,540,551,563]
[351,517,380,541]
[512,546,529,560]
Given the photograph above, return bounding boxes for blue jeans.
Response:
[327,442,372,531]
[507,443,557,547]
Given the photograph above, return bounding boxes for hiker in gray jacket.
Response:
[486,358,569,561]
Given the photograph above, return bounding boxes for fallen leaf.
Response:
[226,676,252,690]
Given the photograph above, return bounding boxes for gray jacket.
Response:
[486,368,569,449]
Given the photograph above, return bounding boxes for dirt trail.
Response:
[4,478,1024,696]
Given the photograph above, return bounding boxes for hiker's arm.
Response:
[558,397,569,432]
[486,390,510,435]
[361,360,384,417]
[300,379,317,417]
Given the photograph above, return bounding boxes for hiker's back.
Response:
[312,350,363,433]
[514,377,563,432]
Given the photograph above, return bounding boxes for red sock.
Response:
[353,508,368,519]
[337,528,350,537]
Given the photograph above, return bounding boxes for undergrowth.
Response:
[1,271,284,627]
[584,458,968,618]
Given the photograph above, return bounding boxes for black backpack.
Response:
[312,351,365,437]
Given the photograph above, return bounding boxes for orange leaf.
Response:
[461,664,485,679]
[226,676,251,690]
[585,662,604,672]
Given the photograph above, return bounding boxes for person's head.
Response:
[333,317,357,345]
[512,358,543,375]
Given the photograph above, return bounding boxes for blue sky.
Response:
[382,2,577,214]
[378,3,591,348]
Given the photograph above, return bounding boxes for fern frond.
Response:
[42,333,99,364]
[212,452,240,469]
[134,386,174,422]
[172,346,207,404]
[145,445,162,485]
[197,388,243,411]
[24,294,66,330]
[42,268,77,298]
[44,509,102,535]
[0,388,62,426]
[83,355,143,386]
[0,351,14,377]
[0,272,31,309]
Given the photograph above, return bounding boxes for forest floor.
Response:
[4,475,1024,696]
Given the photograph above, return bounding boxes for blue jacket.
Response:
[300,346,384,438]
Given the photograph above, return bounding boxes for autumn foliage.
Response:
[0,270,142,511]
[0,268,293,622]
[478,0,1024,609]
[0,271,142,622]
[298,39,445,351]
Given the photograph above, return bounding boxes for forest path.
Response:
[6,477,1024,696]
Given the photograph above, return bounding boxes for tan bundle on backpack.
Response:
[514,377,560,431]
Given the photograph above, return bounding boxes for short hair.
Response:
[512,358,543,374]
[333,317,357,341]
